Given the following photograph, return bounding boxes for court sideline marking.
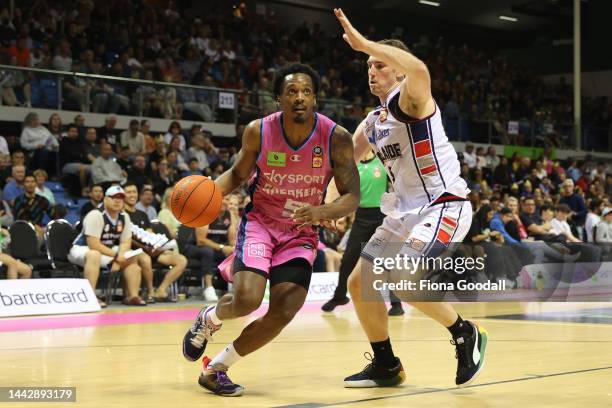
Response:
[272,365,612,408]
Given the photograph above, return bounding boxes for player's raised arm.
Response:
[334,8,433,118]
[215,119,261,196]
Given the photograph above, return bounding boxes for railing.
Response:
[0,64,241,124]
[1,64,610,151]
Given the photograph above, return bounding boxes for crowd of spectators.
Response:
[0,1,610,148]
[457,143,612,284]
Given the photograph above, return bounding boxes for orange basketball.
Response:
[170,175,222,227]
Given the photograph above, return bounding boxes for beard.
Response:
[292,113,307,123]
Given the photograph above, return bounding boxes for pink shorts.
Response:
[218,209,318,282]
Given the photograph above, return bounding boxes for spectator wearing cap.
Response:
[559,178,587,228]
[13,174,55,238]
[68,186,144,308]
[120,120,146,156]
[595,208,612,243]
[91,143,127,190]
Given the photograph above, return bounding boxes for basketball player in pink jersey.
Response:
[182,63,360,396]
[334,9,488,388]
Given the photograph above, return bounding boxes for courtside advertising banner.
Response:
[0,279,100,317]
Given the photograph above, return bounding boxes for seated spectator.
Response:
[13,174,55,238]
[84,127,100,163]
[595,208,612,243]
[80,184,104,221]
[20,112,58,175]
[519,198,555,241]
[141,120,156,155]
[0,248,32,279]
[60,124,91,190]
[91,143,127,189]
[120,119,146,156]
[187,133,209,171]
[116,146,132,172]
[463,143,477,169]
[163,121,186,151]
[490,207,520,244]
[157,188,180,237]
[97,116,120,148]
[182,158,203,177]
[585,198,603,243]
[3,165,26,205]
[551,204,581,243]
[152,159,176,201]
[122,182,186,302]
[127,154,153,191]
[68,186,144,307]
[180,194,239,300]
[559,178,587,234]
[135,186,157,221]
[33,169,55,205]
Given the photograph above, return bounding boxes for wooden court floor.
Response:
[1,302,611,407]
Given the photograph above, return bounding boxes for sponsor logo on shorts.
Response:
[267,151,286,167]
[406,238,425,252]
[248,243,266,258]
[302,244,314,250]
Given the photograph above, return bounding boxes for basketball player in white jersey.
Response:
[334,8,488,388]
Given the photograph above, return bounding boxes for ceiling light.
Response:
[499,15,518,22]
[419,0,440,6]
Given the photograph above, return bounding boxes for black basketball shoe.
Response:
[344,352,406,388]
[451,321,488,387]
[182,305,222,361]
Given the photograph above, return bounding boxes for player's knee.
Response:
[232,295,262,316]
[268,305,300,326]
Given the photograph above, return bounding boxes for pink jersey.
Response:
[248,111,336,224]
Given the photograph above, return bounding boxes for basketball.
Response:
[170,175,222,227]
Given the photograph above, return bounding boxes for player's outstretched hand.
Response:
[292,204,323,230]
[334,8,370,53]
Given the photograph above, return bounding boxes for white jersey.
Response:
[364,86,469,213]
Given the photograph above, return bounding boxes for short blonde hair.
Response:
[33,169,48,180]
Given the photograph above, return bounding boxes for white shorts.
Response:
[361,200,472,261]
[68,245,118,268]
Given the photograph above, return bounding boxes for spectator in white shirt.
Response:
[551,204,581,242]
[463,143,477,169]
[585,198,603,243]
[595,208,612,244]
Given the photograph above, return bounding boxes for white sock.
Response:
[208,343,242,369]
[208,306,223,325]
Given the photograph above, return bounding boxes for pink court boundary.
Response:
[0,301,351,333]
